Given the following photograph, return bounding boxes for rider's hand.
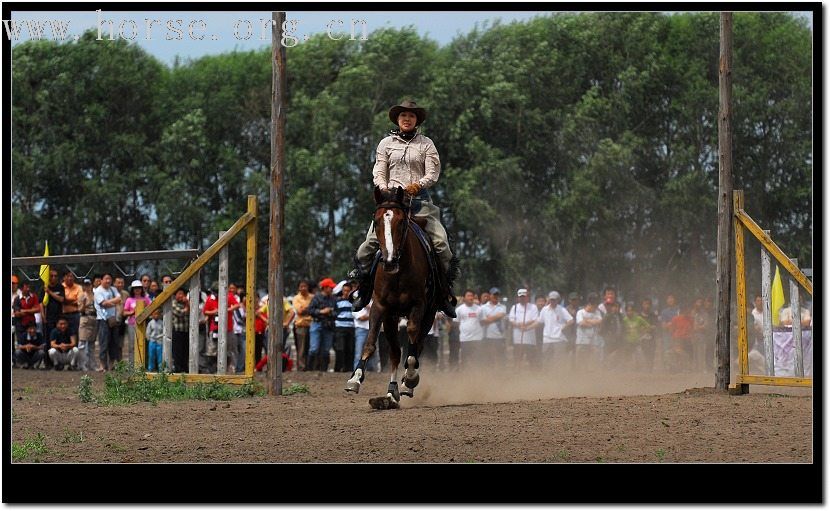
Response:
[405,183,422,196]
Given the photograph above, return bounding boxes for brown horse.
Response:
[345,186,438,408]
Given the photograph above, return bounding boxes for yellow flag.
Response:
[39,241,50,306]
[771,265,785,326]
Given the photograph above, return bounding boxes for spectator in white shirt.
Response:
[508,288,539,370]
[576,292,603,372]
[535,291,574,371]
[479,287,507,367]
[454,290,484,368]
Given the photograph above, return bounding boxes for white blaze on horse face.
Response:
[383,210,394,263]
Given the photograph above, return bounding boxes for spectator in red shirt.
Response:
[202,286,240,372]
[668,303,694,372]
[13,281,41,342]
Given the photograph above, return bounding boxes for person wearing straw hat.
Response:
[348,99,460,318]
[122,279,151,365]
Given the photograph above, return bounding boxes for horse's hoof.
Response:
[401,388,414,398]
[386,381,401,402]
[345,369,364,393]
[369,396,399,410]
[403,356,419,389]
[402,372,419,389]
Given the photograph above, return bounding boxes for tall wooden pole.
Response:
[267,11,286,396]
[715,12,734,391]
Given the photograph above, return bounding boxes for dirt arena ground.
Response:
[9,364,812,463]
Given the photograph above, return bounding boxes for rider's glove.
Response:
[405,182,422,196]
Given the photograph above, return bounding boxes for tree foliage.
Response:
[12,13,812,300]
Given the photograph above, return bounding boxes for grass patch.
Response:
[78,375,94,403]
[78,361,264,405]
[61,430,85,444]
[12,433,48,462]
[655,448,666,462]
[282,383,310,396]
[106,442,126,453]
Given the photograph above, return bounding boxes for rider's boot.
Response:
[348,257,373,312]
[436,255,460,319]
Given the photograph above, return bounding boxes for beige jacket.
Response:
[372,132,441,190]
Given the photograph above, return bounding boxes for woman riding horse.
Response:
[349,99,459,318]
[345,186,436,405]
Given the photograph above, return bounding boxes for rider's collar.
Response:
[390,128,418,141]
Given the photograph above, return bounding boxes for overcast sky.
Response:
[9,10,813,66]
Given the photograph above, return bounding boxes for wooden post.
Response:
[245,195,257,377]
[789,258,804,377]
[162,298,173,371]
[188,272,201,374]
[733,191,748,394]
[761,232,773,376]
[218,230,229,374]
[135,299,146,369]
[268,11,287,396]
[715,12,734,391]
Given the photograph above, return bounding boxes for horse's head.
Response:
[373,186,411,274]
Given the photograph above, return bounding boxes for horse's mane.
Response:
[378,187,404,204]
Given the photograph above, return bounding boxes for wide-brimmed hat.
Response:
[389,99,427,126]
[332,279,348,295]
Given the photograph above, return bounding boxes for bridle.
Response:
[375,195,412,268]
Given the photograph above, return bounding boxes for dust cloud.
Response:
[405,367,716,408]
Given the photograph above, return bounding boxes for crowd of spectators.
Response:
[12,270,811,377]
[444,285,718,375]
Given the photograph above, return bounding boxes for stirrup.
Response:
[352,291,370,312]
[440,293,457,318]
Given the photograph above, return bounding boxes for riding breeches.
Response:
[356,199,453,271]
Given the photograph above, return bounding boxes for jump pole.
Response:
[715,12,734,391]
[267,11,287,396]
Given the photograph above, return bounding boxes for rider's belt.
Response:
[414,189,432,202]
[411,189,431,215]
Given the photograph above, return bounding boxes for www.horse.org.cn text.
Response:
[2,11,370,47]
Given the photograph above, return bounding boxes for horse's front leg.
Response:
[401,306,424,397]
[345,304,383,393]
[368,313,403,410]
[382,314,403,402]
